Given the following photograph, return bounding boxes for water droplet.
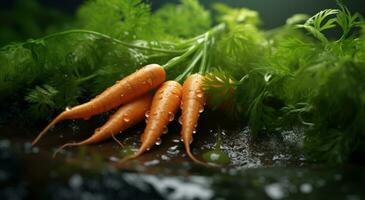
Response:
[192,129,197,134]
[144,159,159,166]
[178,116,182,124]
[155,138,162,145]
[123,115,130,122]
[172,139,180,143]
[168,112,174,122]
[146,147,150,151]
[199,106,204,113]
[120,93,125,97]
[161,155,170,161]
[162,126,168,134]
[145,110,150,118]
[180,137,184,142]
[196,91,203,98]
[65,106,71,111]
[167,145,180,155]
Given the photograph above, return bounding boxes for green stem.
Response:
[175,50,203,83]
[162,44,200,70]
[199,33,210,74]
[76,73,98,84]
[163,24,226,71]
[37,29,186,54]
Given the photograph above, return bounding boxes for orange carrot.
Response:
[32,64,165,145]
[180,74,207,165]
[114,81,182,166]
[53,93,153,157]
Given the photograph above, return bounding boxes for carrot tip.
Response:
[32,114,65,146]
[111,134,124,148]
[185,144,210,167]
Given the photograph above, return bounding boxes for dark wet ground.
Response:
[0,111,364,199]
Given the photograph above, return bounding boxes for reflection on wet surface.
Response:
[0,111,364,199]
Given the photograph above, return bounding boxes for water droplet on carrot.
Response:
[199,106,204,113]
[155,138,162,145]
[168,112,174,122]
[145,110,150,118]
[123,115,130,122]
[196,90,203,98]
[193,129,197,134]
[65,106,71,111]
[162,126,168,134]
[178,116,182,124]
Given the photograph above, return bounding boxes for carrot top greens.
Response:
[1,0,365,165]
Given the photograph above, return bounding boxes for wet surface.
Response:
[0,111,364,199]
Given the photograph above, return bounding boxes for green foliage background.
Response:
[1,0,365,165]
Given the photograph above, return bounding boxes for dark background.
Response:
[2,0,363,27]
[1,0,365,45]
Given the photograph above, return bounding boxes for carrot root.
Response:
[111,134,124,148]
[32,64,165,146]
[32,113,67,146]
[114,81,183,165]
[184,143,209,166]
[53,142,81,158]
[180,74,208,166]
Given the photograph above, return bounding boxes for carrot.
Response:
[32,64,165,145]
[114,80,182,166]
[53,93,153,157]
[180,74,207,165]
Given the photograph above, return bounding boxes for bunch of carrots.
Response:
[31,25,225,166]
